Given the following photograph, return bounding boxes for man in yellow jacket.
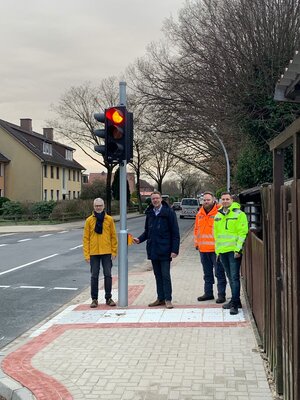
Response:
[83,198,118,308]
[214,192,248,315]
[194,191,226,303]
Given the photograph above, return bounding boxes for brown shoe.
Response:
[106,298,116,306]
[148,299,165,307]
[90,299,98,308]
[165,301,174,309]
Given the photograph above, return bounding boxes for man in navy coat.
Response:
[134,191,180,309]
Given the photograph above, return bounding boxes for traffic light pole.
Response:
[118,81,128,307]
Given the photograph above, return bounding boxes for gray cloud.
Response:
[0,0,185,172]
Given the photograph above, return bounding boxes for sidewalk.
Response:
[0,232,274,400]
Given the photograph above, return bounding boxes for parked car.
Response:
[172,201,182,211]
[179,198,199,219]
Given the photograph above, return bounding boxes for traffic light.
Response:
[106,106,126,163]
[94,112,107,160]
[94,106,134,164]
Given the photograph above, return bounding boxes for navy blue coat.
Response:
[138,201,180,261]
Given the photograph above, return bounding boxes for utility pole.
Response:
[118,81,128,307]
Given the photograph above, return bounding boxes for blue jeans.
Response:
[200,252,226,297]
[220,252,242,305]
[151,260,172,301]
[90,254,113,300]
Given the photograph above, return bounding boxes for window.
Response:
[50,166,54,179]
[73,170,76,181]
[73,191,76,199]
[44,189,47,201]
[65,149,73,161]
[50,190,54,200]
[62,169,66,189]
[43,165,47,178]
[0,163,3,177]
[43,142,52,155]
[68,190,71,199]
[77,171,80,182]
[56,190,59,200]
[68,169,71,181]
[56,167,59,179]
[77,191,80,198]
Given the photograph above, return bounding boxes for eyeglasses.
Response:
[94,204,104,208]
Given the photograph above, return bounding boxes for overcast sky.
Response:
[0,0,186,173]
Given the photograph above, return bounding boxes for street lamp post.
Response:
[210,127,230,192]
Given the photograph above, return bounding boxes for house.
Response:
[89,171,136,194]
[0,118,85,202]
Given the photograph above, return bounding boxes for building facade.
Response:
[0,118,85,202]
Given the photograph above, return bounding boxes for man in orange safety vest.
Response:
[194,191,227,303]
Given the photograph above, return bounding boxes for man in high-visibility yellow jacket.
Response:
[194,191,226,303]
[83,198,118,308]
[214,192,248,315]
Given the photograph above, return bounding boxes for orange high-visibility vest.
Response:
[194,203,219,252]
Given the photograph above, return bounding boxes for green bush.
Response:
[0,197,10,214]
[30,201,56,219]
[2,201,24,217]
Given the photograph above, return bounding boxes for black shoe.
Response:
[197,294,214,301]
[230,306,238,315]
[222,300,242,309]
[216,296,226,304]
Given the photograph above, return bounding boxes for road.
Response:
[0,214,194,349]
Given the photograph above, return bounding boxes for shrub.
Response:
[51,199,93,220]
[30,201,56,219]
[2,201,24,217]
[0,197,10,214]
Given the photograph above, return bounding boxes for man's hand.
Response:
[112,256,116,260]
[133,238,140,244]
[195,246,198,251]
[234,252,241,258]
[85,259,90,264]
[171,253,178,258]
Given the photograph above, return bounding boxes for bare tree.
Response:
[49,78,120,213]
[141,135,180,193]
[128,0,300,188]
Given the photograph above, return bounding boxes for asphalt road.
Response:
[0,213,194,349]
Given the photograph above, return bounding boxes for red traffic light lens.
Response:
[106,108,124,125]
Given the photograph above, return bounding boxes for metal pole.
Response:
[118,81,128,307]
[211,127,231,192]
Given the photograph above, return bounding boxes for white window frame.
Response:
[43,142,52,155]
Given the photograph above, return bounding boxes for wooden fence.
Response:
[241,121,300,400]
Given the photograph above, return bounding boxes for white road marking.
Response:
[19,286,45,289]
[0,253,59,276]
[58,231,68,234]
[39,234,53,238]
[0,233,16,237]
[0,244,8,247]
[53,287,78,291]
[17,238,32,242]
[69,244,83,250]
[0,285,10,288]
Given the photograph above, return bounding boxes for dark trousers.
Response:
[151,259,172,301]
[200,252,227,297]
[90,254,113,300]
[220,252,242,306]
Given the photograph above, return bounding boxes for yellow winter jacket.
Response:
[83,213,118,259]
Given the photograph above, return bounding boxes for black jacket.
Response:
[138,201,180,260]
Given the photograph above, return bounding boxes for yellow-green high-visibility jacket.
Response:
[214,202,248,255]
